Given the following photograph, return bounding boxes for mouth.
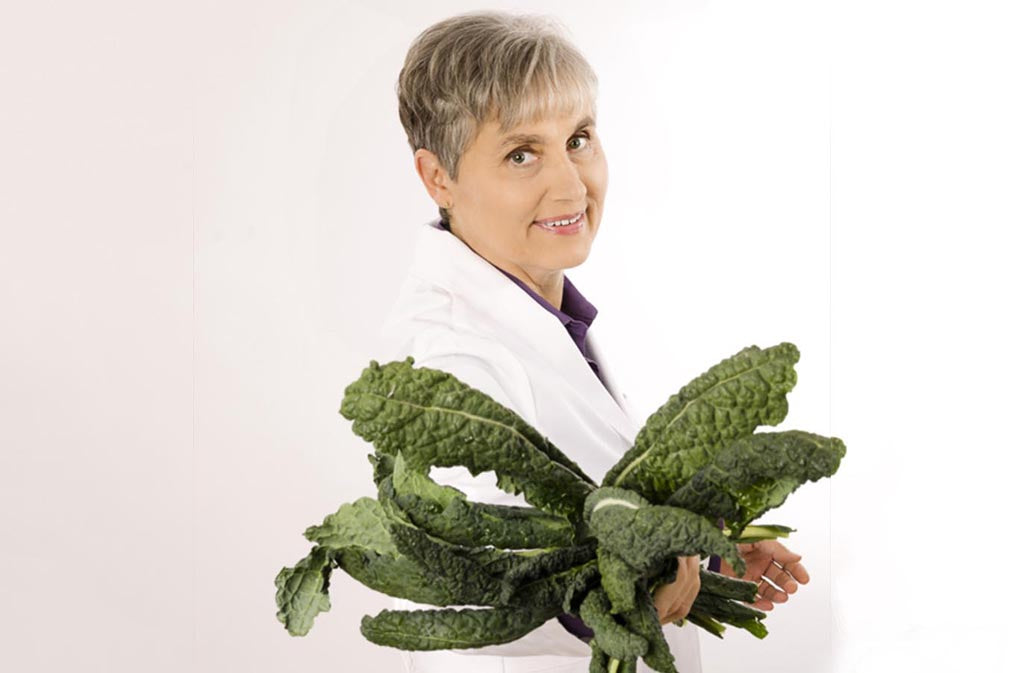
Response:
[532,209,586,235]
[532,210,586,226]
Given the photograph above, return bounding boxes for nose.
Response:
[547,151,587,205]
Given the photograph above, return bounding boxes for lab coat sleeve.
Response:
[397,352,594,659]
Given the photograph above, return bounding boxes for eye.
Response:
[507,149,535,166]
[568,131,591,150]
[505,132,592,167]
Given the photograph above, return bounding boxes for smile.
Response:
[533,211,584,227]
[533,211,586,235]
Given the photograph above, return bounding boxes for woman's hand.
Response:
[718,540,809,611]
[652,555,701,624]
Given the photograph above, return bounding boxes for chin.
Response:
[559,249,591,270]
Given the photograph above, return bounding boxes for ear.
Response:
[413,148,453,208]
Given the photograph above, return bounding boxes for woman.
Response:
[376,11,808,673]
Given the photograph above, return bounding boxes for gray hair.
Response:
[396,10,599,224]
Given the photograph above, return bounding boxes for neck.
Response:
[445,219,564,308]
[511,267,564,310]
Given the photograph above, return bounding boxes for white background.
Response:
[1,1,1020,671]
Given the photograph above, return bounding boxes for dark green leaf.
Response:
[392,453,576,549]
[387,517,510,607]
[604,343,800,503]
[333,547,454,606]
[502,554,599,610]
[562,559,602,613]
[579,588,649,660]
[697,568,759,603]
[620,584,678,673]
[585,488,745,576]
[502,542,597,590]
[360,605,559,650]
[667,430,846,533]
[589,641,610,673]
[340,357,596,517]
[682,610,726,639]
[692,593,768,639]
[598,547,642,614]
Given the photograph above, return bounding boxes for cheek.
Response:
[585,159,609,197]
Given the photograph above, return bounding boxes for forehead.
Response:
[485,112,597,149]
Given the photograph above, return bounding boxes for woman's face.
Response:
[416,108,608,293]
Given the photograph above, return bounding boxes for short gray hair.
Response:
[396,10,599,224]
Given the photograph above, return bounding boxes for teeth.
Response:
[540,212,582,227]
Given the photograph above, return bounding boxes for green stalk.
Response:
[722,523,794,542]
[608,658,620,673]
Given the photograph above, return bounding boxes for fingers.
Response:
[655,558,689,622]
[764,561,799,593]
[783,558,810,584]
[743,541,811,584]
[754,578,787,609]
[722,541,812,612]
[663,606,689,624]
[751,560,806,610]
[763,541,810,586]
[660,556,700,623]
[764,540,803,565]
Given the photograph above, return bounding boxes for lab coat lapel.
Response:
[409,220,640,448]
[585,322,643,437]
[548,314,641,447]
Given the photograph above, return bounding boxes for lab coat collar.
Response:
[409,219,641,446]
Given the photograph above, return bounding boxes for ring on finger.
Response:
[759,579,781,601]
[765,563,795,591]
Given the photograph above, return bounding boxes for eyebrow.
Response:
[497,115,595,150]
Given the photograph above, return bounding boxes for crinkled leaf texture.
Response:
[597,547,642,614]
[340,357,595,518]
[360,605,560,650]
[499,544,599,607]
[604,343,800,503]
[619,583,678,673]
[584,487,745,577]
[392,450,464,507]
[274,545,333,636]
[667,430,847,533]
[381,489,513,607]
[303,497,398,555]
[300,496,457,606]
[391,451,576,549]
[276,341,849,664]
[579,588,648,660]
[697,567,759,603]
[333,547,455,606]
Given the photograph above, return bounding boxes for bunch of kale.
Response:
[275,342,845,673]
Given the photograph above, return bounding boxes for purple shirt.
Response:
[495,269,601,379]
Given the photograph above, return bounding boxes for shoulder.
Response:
[377,272,538,424]
[408,332,539,429]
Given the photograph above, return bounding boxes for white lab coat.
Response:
[372,218,703,673]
